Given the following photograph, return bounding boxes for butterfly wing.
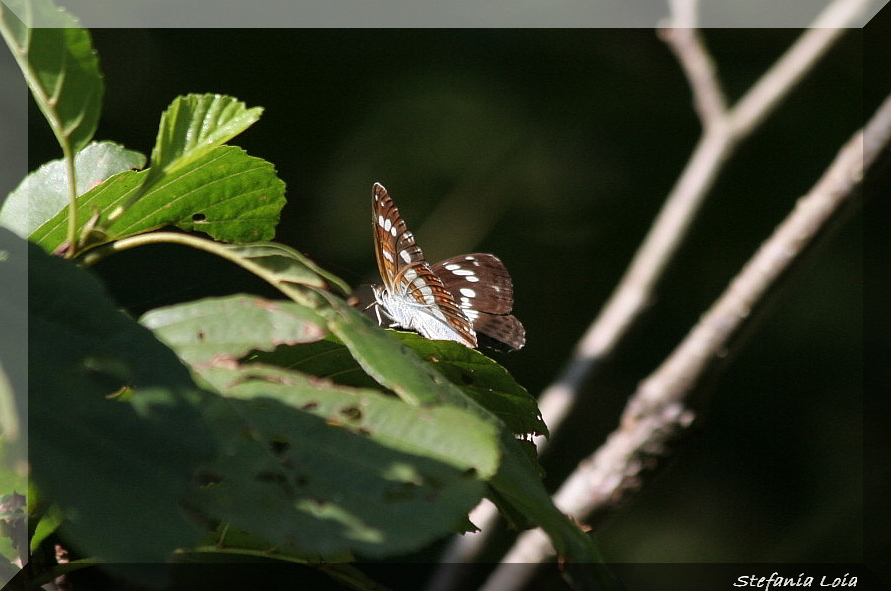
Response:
[372,183,477,348]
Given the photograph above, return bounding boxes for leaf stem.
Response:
[80,232,327,306]
[64,143,79,256]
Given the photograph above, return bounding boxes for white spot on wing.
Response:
[378,215,385,227]
[404,268,418,281]
[400,249,412,263]
[466,276,480,282]
[384,217,392,232]
[390,226,398,236]
[459,287,476,298]
[453,269,475,276]
[445,263,460,271]
[382,249,394,262]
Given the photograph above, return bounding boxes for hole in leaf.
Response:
[269,437,290,456]
[256,471,288,487]
[192,213,206,222]
[460,372,474,385]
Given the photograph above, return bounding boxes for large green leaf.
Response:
[139,295,498,558]
[319,299,605,574]
[27,241,216,562]
[30,145,286,251]
[250,330,546,440]
[140,295,499,480]
[0,0,102,155]
[0,141,145,238]
[190,383,492,559]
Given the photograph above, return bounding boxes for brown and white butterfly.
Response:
[370,182,525,351]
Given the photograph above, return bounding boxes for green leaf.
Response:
[105,145,285,244]
[0,0,103,155]
[320,299,487,409]
[222,243,351,297]
[140,295,500,558]
[29,504,63,554]
[190,369,496,559]
[27,241,216,562]
[140,295,500,480]
[319,299,606,572]
[250,330,546,439]
[30,145,286,251]
[0,229,28,519]
[140,295,328,389]
[139,94,263,192]
[0,141,145,238]
[391,332,547,438]
[141,295,328,361]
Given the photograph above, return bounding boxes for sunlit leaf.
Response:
[0,141,144,238]
[1,0,102,155]
[30,146,286,251]
[140,93,263,194]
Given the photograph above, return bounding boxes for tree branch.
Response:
[658,0,727,129]
[480,91,888,591]
[425,2,872,588]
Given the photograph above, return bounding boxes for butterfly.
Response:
[370,182,525,351]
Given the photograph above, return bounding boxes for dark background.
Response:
[24,22,883,588]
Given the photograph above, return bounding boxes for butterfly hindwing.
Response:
[432,253,525,351]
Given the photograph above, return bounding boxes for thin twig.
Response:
[536,0,867,457]
[481,91,888,591]
[424,1,871,589]
[658,0,727,128]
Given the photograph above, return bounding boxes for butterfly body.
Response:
[370,182,525,351]
[371,281,470,345]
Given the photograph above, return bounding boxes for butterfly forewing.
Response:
[372,183,477,348]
